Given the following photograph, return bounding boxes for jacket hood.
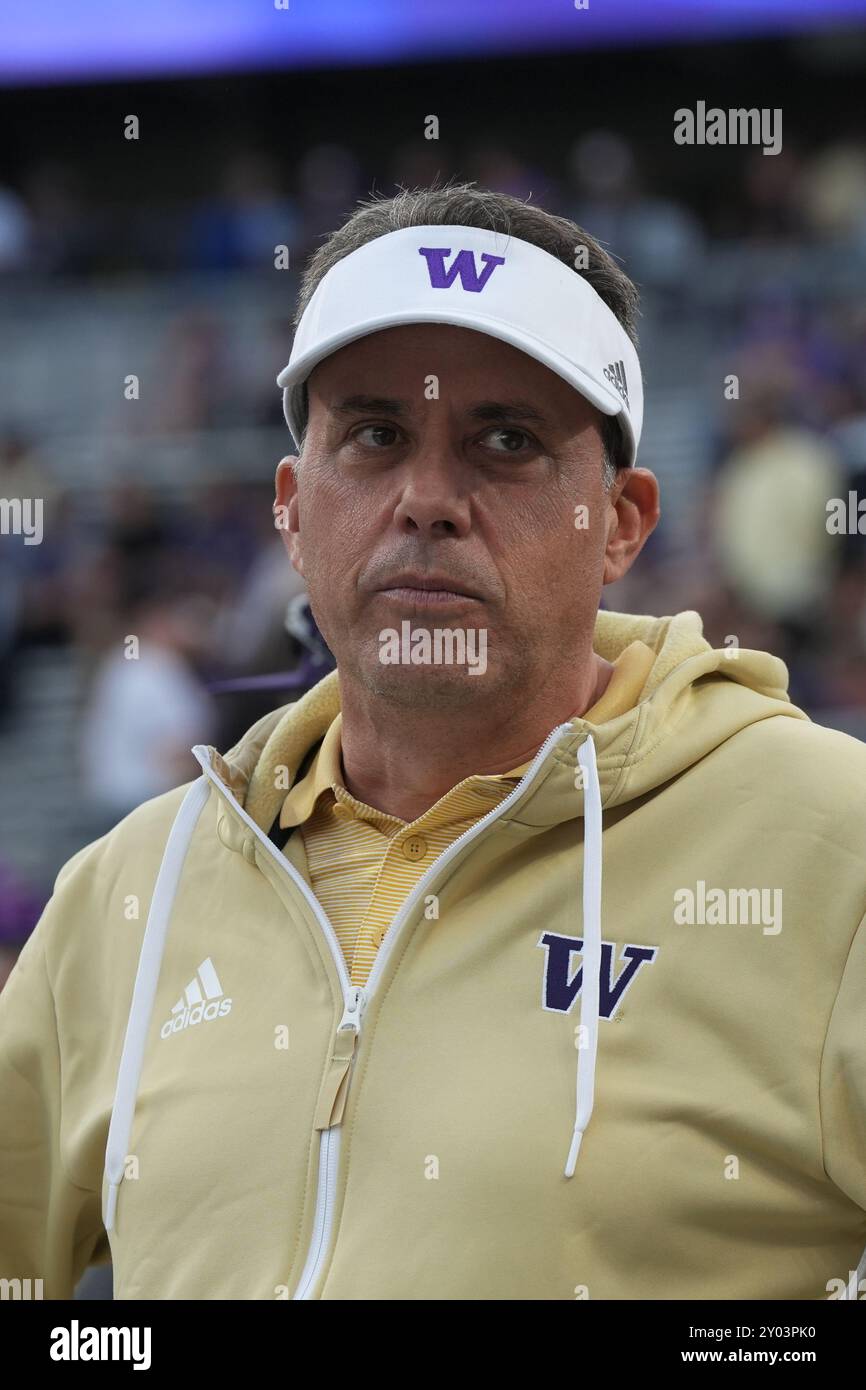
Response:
[207,608,807,836]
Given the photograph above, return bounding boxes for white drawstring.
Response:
[103,776,211,1231]
[564,735,603,1178]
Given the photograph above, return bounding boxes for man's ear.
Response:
[602,467,661,586]
[274,456,304,577]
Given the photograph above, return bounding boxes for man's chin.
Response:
[360,662,492,710]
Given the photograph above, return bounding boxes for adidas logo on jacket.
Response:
[160,958,232,1039]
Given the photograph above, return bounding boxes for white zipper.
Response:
[293,1125,341,1300]
[192,719,577,1297]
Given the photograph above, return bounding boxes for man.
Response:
[1,185,864,1301]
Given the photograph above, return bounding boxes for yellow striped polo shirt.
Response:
[277,642,656,987]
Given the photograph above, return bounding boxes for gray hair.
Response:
[289,181,640,488]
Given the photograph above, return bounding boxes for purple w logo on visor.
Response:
[418,246,505,293]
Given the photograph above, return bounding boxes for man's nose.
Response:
[391,436,472,538]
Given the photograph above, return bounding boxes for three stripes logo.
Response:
[159,957,232,1040]
[603,359,629,407]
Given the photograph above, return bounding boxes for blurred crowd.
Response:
[1,127,865,959]
[0,459,328,963]
[1,132,866,277]
[5,130,866,273]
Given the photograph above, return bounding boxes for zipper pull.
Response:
[313,985,367,1130]
[338,985,366,1033]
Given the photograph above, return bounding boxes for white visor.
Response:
[277,224,642,465]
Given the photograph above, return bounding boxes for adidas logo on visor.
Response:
[159,957,232,1040]
[603,359,629,407]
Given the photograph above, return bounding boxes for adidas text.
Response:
[161,997,232,1039]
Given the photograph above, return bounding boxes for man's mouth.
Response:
[378,587,479,607]
[375,572,484,606]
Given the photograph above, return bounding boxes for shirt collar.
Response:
[279,712,345,829]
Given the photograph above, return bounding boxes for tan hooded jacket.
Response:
[1,610,865,1299]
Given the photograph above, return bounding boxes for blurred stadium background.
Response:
[2,0,866,1008]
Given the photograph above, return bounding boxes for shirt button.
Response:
[401,835,428,861]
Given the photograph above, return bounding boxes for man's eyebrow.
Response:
[329,395,409,418]
[327,396,551,426]
[466,401,550,426]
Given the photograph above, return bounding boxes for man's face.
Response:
[276,322,655,710]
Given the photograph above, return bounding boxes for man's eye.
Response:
[351,424,399,448]
[481,427,534,453]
